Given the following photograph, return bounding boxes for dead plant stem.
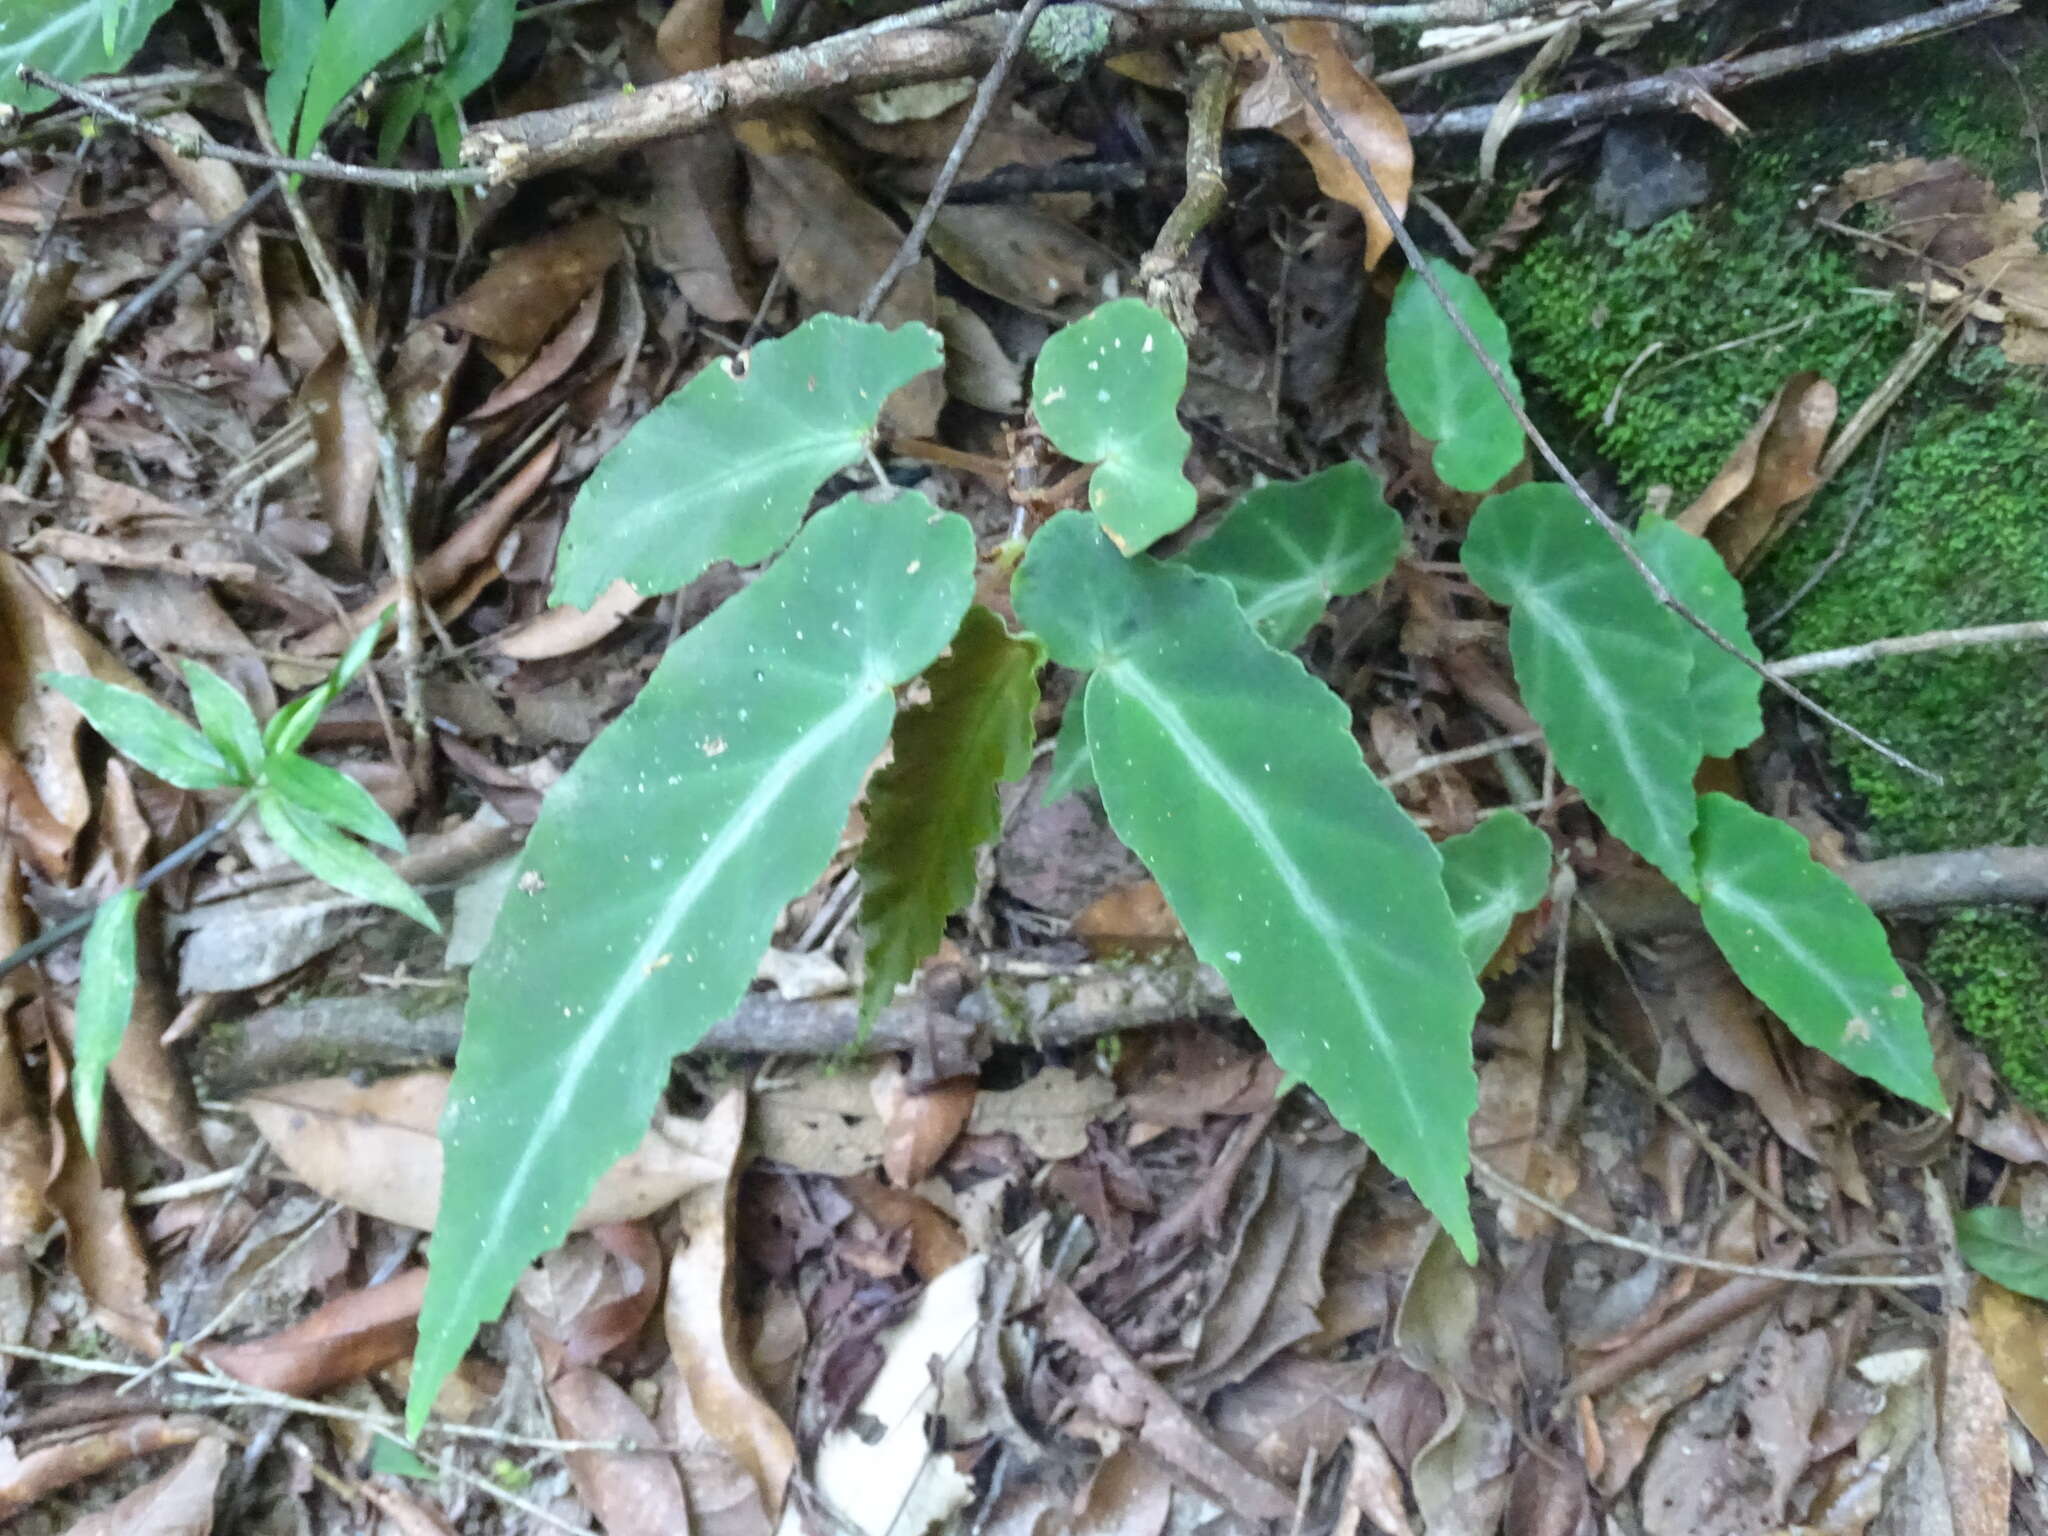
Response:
[1141,45,1234,328]
[1230,0,1935,781]
[1771,618,2048,678]
[251,98,428,764]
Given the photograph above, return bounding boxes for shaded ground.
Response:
[4,2,2048,1533]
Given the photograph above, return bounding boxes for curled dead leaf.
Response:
[1221,23,1412,270]
[1675,371,1837,572]
[244,1071,726,1232]
[199,1267,426,1396]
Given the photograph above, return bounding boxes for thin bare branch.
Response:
[1772,619,2048,679]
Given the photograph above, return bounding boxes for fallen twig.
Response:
[1771,618,2048,678]
[1405,0,2017,138]
[15,67,488,189]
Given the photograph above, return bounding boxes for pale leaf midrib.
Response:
[441,686,878,1329]
[1109,665,1444,1159]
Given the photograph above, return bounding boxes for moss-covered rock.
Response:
[1489,35,2048,851]
[1929,911,2048,1110]
[1484,30,2048,1099]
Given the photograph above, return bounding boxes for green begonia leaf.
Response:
[1439,812,1551,976]
[1694,793,1943,1112]
[1013,512,1482,1256]
[1631,513,1764,757]
[44,674,236,792]
[859,605,1043,1023]
[1957,1207,2048,1301]
[1032,300,1195,555]
[1462,484,1703,896]
[551,316,943,607]
[1385,258,1524,494]
[71,889,143,1153]
[412,492,975,1432]
[1180,464,1403,649]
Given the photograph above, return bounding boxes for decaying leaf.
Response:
[1674,371,1837,572]
[1221,23,1412,270]
[434,216,624,377]
[663,1089,796,1530]
[1939,1308,2011,1536]
[200,1268,426,1396]
[56,1435,227,1536]
[872,1060,978,1187]
[550,1365,696,1536]
[243,1072,725,1232]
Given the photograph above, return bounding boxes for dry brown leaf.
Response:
[519,1222,663,1370]
[1072,1443,1173,1536]
[871,1060,977,1186]
[494,578,644,661]
[844,1172,970,1281]
[51,1434,226,1536]
[148,114,269,350]
[923,205,1118,320]
[46,1092,161,1356]
[0,1417,213,1517]
[198,1267,425,1396]
[298,437,560,655]
[244,1071,725,1232]
[736,113,941,436]
[1939,1308,2011,1536]
[663,1088,796,1529]
[1674,372,1837,572]
[1072,881,1186,958]
[639,0,755,329]
[1335,1425,1414,1536]
[471,283,606,421]
[1471,980,1584,1241]
[1221,23,1412,270]
[549,1366,695,1536]
[1394,1228,1512,1533]
[434,216,624,376]
[1967,1276,2048,1448]
[1122,1029,1277,1128]
[300,344,375,566]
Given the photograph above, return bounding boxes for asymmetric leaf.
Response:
[551,316,942,606]
[1631,513,1764,757]
[1385,258,1523,493]
[1181,464,1403,649]
[412,493,975,1431]
[1438,812,1551,976]
[1694,793,1943,1112]
[1032,300,1195,555]
[1042,691,1095,802]
[0,0,178,111]
[1462,484,1703,895]
[44,674,236,791]
[72,889,143,1153]
[1957,1207,2048,1301]
[1013,512,1482,1255]
[859,605,1043,1023]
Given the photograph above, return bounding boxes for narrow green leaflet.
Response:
[1631,513,1763,757]
[859,605,1043,1023]
[265,609,387,757]
[1462,484,1703,896]
[411,493,975,1432]
[44,675,236,791]
[1438,812,1551,976]
[262,0,326,153]
[259,793,440,930]
[293,0,449,156]
[1180,465,1403,649]
[1694,793,1944,1112]
[1385,258,1523,494]
[0,0,178,110]
[182,662,265,783]
[1957,1207,2048,1300]
[71,889,142,1153]
[552,317,943,607]
[1032,299,1195,556]
[265,754,406,851]
[1042,690,1095,802]
[1013,512,1483,1255]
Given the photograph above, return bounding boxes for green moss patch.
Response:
[1929,910,2048,1113]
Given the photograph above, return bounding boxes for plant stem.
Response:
[0,792,257,983]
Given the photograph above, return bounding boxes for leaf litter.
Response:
[0,7,2042,1533]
